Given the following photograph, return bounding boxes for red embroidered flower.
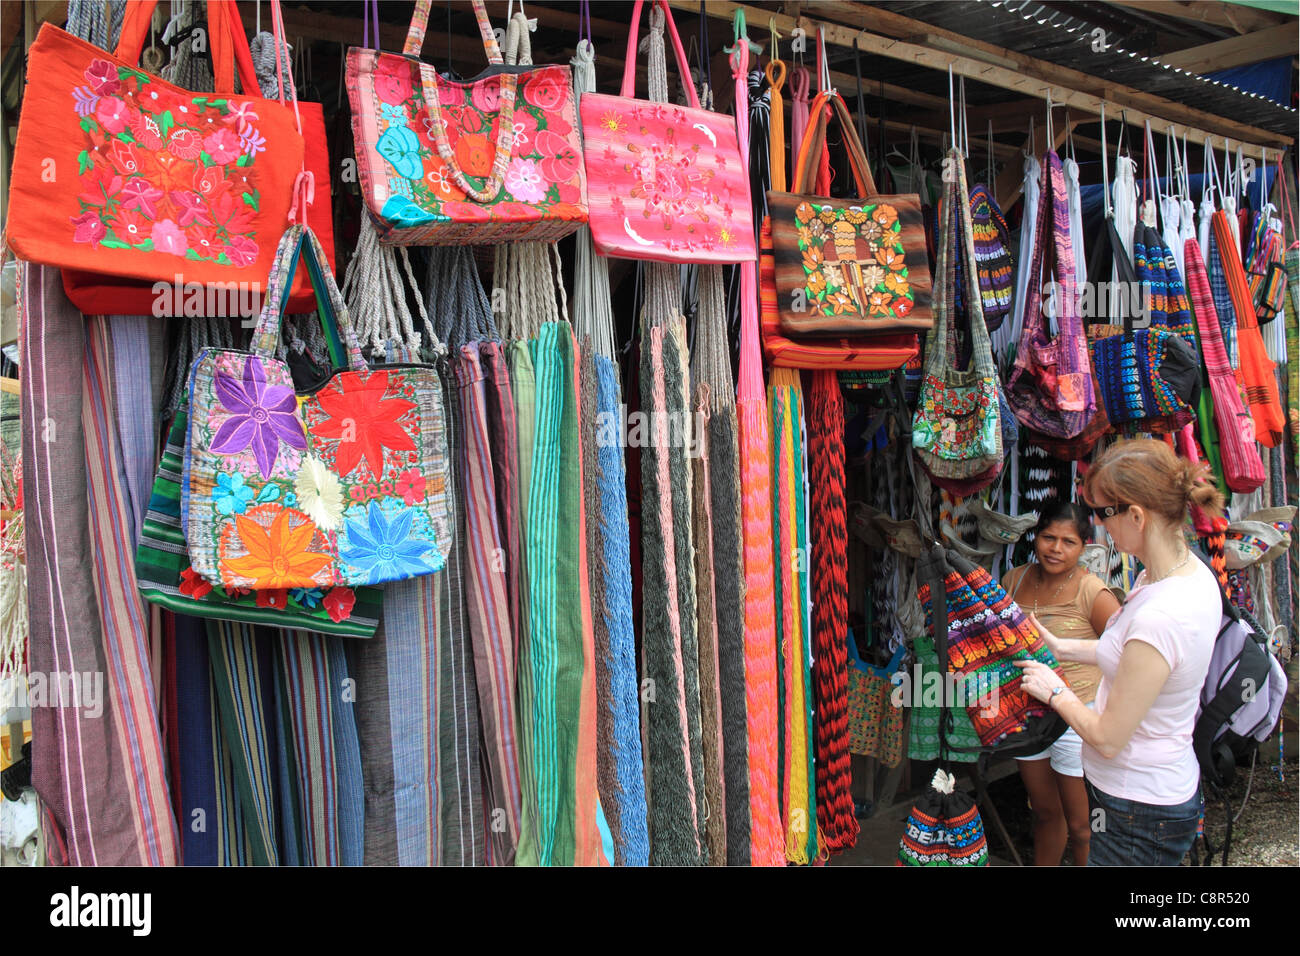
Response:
[113,207,151,244]
[188,223,223,258]
[95,96,131,134]
[255,588,290,610]
[395,468,426,506]
[522,70,564,112]
[471,79,503,114]
[119,177,165,218]
[311,370,417,478]
[107,139,142,176]
[193,163,230,198]
[77,165,124,207]
[84,59,120,95]
[502,110,538,153]
[129,112,165,150]
[151,218,188,256]
[322,587,356,622]
[209,191,256,236]
[534,128,579,184]
[543,112,571,140]
[374,58,414,104]
[437,80,462,107]
[70,211,107,246]
[556,182,581,204]
[494,200,536,221]
[454,133,493,178]
[204,128,242,165]
[444,104,483,135]
[179,566,213,600]
[168,128,203,160]
[224,235,259,267]
[136,86,177,116]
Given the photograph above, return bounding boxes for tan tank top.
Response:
[1003,565,1106,705]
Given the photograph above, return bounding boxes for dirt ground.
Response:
[983,749,1299,866]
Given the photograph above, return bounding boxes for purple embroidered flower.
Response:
[238,121,266,157]
[211,356,305,478]
[72,86,100,117]
[84,59,120,95]
[119,177,164,217]
[151,219,188,256]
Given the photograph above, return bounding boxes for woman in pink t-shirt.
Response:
[1016,439,1225,867]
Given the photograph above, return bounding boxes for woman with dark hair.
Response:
[1002,500,1121,866]
[1017,439,1226,867]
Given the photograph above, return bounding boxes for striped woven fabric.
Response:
[1286,249,1299,462]
[808,370,859,854]
[171,613,221,865]
[1213,210,1286,448]
[969,184,1015,331]
[85,314,180,865]
[452,344,522,863]
[897,790,989,866]
[638,320,703,866]
[735,51,785,870]
[205,620,280,866]
[1133,224,1196,344]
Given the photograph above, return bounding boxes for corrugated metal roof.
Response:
[867,0,1297,135]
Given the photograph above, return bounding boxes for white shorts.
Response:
[1015,702,1093,777]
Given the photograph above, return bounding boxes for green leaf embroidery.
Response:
[210,98,229,110]
[156,110,175,138]
[133,239,155,251]
[184,249,202,261]
[235,154,250,168]
[199,150,213,166]
[242,192,257,210]
[193,97,208,108]
[79,117,97,134]
[100,239,131,249]
[215,253,232,266]
[77,151,92,175]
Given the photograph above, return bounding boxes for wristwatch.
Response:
[1049,685,1066,704]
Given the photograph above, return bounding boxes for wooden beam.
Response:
[787,0,1293,147]
[1158,26,1297,72]
[668,1,1292,151]
[1103,1,1292,35]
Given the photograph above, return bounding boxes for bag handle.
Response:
[115,0,258,97]
[620,0,701,109]
[1018,151,1081,348]
[417,67,518,203]
[252,226,366,372]
[401,0,502,63]
[792,91,877,199]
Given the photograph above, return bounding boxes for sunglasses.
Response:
[1088,502,1132,521]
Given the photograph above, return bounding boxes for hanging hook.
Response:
[769,16,782,61]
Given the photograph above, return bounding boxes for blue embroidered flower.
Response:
[340,501,441,582]
[214,472,256,515]
[289,587,324,609]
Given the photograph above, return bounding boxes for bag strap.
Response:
[252,226,366,371]
[402,0,502,63]
[417,67,518,203]
[792,91,876,199]
[620,0,700,109]
[210,0,274,100]
[1018,150,1081,349]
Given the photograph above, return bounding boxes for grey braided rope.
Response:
[642,5,682,332]
[66,0,126,50]
[571,41,617,361]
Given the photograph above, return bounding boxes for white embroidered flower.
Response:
[294,457,345,531]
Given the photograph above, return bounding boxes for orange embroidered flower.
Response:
[872,204,898,229]
[802,244,824,269]
[876,245,906,271]
[805,270,827,296]
[828,291,854,314]
[868,291,893,315]
[818,205,838,225]
[794,201,815,224]
[884,272,910,295]
[454,133,493,178]
[796,226,812,245]
[221,509,331,589]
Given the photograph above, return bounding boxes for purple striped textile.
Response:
[19,263,159,865]
[453,344,522,863]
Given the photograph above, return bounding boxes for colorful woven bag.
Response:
[911,149,1003,485]
[183,225,453,589]
[8,0,336,316]
[916,543,1068,756]
[897,769,989,867]
[136,407,382,637]
[1005,151,1096,440]
[347,0,587,244]
[579,0,754,264]
[968,184,1015,332]
[845,629,905,767]
[767,91,933,336]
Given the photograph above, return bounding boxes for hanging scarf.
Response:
[808,370,858,854]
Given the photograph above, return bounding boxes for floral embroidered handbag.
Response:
[137,407,383,637]
[1005,150,1097,440]
[767,90,933,336]
[579,0,755,264]
[7,0,335,315]
[911,149,1003,482]
[347,0,586,245]
[183,224,453,590]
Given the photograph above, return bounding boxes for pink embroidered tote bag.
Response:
[579,0,756,264]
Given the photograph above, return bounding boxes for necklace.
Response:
[1145,548,1192,584]
[1034,564,1077,613]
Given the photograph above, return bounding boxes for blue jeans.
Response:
[1085,780,1203,866]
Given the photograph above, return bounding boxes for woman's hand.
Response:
[1015,659,1067,704]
